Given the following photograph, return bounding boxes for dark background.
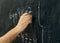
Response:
[0,0,60,43]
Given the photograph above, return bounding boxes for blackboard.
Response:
[0,0,60,43]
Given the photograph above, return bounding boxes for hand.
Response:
[16,13,32,32]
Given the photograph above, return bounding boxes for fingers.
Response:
[25,13,32,24]
[22,13,29,16]
[19,12,32,24]
[28,14,32,24]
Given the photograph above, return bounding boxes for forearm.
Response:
[0,25,22,43]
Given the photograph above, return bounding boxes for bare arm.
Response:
[0,13,32,43]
